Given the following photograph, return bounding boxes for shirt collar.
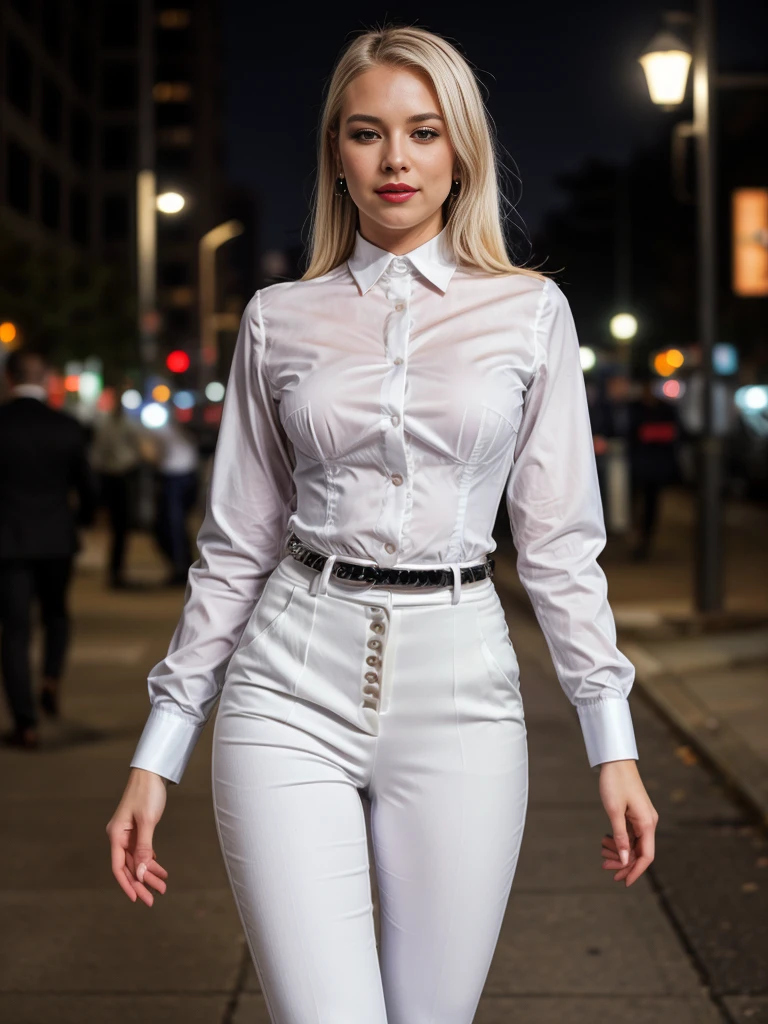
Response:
[347,225,458,295]
[11,384,48,402]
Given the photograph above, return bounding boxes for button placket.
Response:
[378,264,412,565]
[362,605,387,711]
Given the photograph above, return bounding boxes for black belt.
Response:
[286,533,494,588]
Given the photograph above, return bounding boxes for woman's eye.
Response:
[350,128,439,142]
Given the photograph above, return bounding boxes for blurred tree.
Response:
[0,218,137,384]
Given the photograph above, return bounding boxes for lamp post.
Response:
[639,0,722,614]
[198,220,244,393]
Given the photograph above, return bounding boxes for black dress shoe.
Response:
[2,726,39,750]
[40,686,59,718]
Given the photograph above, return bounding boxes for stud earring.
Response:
[449,179,461,197]
[334,174,348,196]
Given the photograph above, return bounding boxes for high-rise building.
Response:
[0,0,249,375]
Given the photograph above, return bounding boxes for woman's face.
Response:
[334,65,457,248]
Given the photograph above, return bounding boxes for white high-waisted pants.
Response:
[212,551,529,1024]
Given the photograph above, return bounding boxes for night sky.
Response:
[223,1,768,256]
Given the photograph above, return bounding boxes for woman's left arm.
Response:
[505,278,658,885]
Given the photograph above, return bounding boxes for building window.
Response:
[160,261,191,288]
[102,193,129,241]
[157,9,191,29]
[156,102,192,129]
[41,78,63,143]
[70,187,90,246]
[70,31,92,95]
[7,140,32,215]
[102,2,138,48]
[11,0,34,21]
[102,61,137,110]
[157,147,192,174]
[153,82,192,102]
[70,108,92,168]
[41,166,61,230]
[102,125,133,171]
[6,36,33,116]
[41,0,63,58]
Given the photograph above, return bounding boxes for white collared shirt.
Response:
[130,224,638,783]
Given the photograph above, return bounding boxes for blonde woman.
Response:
[107,24,658,1024]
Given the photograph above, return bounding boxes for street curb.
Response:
[621,639,768,828]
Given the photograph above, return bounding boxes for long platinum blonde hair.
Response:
[300,24,550,283]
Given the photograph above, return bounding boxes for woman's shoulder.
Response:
[252,265,348,316]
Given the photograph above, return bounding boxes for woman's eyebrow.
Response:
[345,112,445,125]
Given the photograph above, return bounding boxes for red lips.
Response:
[375,183,418,193]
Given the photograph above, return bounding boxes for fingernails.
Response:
[137,862,147,883]
[619,849,629,866]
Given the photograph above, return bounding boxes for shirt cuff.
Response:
[129,705,205,785]
[576,696,639,768]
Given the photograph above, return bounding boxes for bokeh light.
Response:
[173,390,195,409]
[121,389,142,411]
[609,313,638,341]
[140,402,169,428]
[166,349,191,374]
[205,381,226,402]
[64,374,80,392]
[152,384,171,403]
[579,347,596,372]
[0,322,17,345]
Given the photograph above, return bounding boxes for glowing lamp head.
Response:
[638,30,692,108]
[156,192,186,214]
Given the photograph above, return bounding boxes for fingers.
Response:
[109,842,137,903]
[624,829,656,887]
[125,851,168,900]
[601,817,657,887]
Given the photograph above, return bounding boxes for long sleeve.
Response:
[505,279,639,769]
[129,290,295,784]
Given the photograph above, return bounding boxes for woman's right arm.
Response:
[129,287,295,785]
[108,288,294,902]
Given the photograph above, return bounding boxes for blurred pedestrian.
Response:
[151,419,200,586]
[627,376,681,560]
[91,393,144,589]
[0,348,97,748]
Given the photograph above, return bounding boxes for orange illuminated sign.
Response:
[732,188,768,297]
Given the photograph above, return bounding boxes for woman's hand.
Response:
[106,767,170,906]
[598,759,658,887]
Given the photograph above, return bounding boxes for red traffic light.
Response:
[166,349,190,373]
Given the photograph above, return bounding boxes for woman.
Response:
[107,24,658,1024]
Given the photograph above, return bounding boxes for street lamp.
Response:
[198,220,244,393]
[639,5,768,615]
[638,30,693,108]
[638,1,722,615]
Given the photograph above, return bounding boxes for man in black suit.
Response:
[0,348,97,749]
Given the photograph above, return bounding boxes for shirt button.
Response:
[384,542,396,554]
[391,414,400,427]
[391,473,403,486]
[394,302,405,311]
[393,357,403,365]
